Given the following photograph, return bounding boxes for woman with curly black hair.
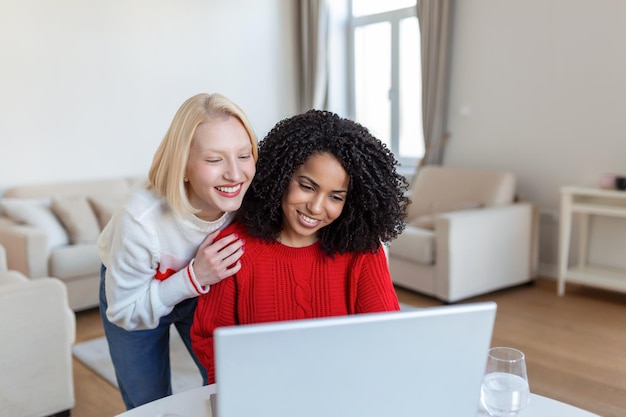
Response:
[191,110,410,383]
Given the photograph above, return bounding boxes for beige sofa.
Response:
[0,178,139,311]
[389,166,538,303]
[0,244,75,417]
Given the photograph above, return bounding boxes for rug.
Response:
[73,305,417,393]
[72,327,203,394]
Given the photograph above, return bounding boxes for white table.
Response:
[115,384,601,417]
[558,185,626,295]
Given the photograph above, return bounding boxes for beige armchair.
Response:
[389,166,538,303]
[0,244,75,417]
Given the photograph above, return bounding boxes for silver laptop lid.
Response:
[214,301,496,417]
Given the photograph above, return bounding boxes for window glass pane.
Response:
[399,16,424,159]
[352,0,416,17]
[354,22,391,148]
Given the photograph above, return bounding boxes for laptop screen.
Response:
[213,302,496,417]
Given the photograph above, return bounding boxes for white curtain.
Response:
[416,0,454,167]
[297,0,330,112]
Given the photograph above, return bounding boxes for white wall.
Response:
[4,0,625,274]
[445,0,626,275]
[0,0,297,189]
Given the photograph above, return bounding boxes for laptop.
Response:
[212,302,497,417]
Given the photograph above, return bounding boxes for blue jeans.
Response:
[99,265,208,410]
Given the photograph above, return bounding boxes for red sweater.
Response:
[191,222,400,383]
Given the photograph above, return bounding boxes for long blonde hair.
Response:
[148,93,258,217]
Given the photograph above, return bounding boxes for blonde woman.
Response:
[98,93,257,409]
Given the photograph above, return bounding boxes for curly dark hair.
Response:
[236,109,410,255]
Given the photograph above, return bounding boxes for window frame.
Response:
[347,2,420,169]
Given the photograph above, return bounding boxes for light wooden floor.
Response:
[70,278,626,417]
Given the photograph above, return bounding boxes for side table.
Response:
[558,185,626,295]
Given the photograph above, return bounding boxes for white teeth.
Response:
[300,213,317,224]
[217,184,241,193]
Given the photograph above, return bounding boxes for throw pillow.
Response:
[51,195,101,244]
[87,196,119,229]
[0,198,70,248]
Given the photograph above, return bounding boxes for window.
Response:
[348,0,423,169]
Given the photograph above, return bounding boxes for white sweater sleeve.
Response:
[100,208,207,330]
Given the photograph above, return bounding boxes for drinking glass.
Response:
[480,347,530,417]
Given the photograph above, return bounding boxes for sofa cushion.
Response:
[0,198,70,249]
[51,196,101,244]
[388,226,435,265]
[407,166,515,221]
[49,243,100,280]
[408,201,483,230]
[410,216,437,230]
[0,270,29,286]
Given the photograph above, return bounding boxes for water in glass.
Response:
[480,347,530,417]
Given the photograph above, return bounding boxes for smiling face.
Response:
[185,115,256,221]
[279,152,350,247]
